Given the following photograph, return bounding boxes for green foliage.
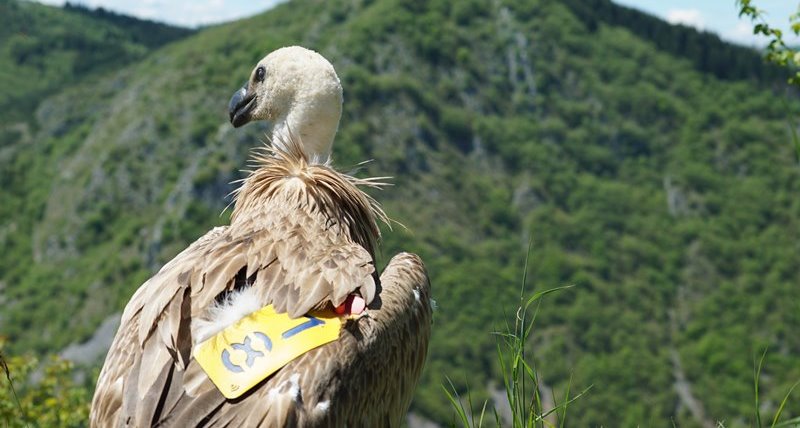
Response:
[564,0,783,82]
[747,349,800,428]
[0,0,192,123]
[62,2,193,49]
[444,282,590,428]
[737,1,800,86]
[0,344,91,427]
[442,244,589,427]
[735,1,800,163]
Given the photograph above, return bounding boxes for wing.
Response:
[92,250,431,427]
[90,226,227,426]
[90,217,377,426]
[260,252,433,427]
[162,252,430,427]
[239,201,377,319]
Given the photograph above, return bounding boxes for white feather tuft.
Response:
[315,400,330,413]
[288,373,301,402]
[266,373,302,404]
[192,286,263,343]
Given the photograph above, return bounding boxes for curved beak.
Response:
[228,82,256,128]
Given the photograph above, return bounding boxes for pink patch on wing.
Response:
[334,294,366,315]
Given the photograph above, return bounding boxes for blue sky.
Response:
[613,0,800,46]
[34,0,799,46]
[35,0,285,27]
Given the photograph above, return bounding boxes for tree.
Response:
[737,1,800,86]
[737,1,800,161]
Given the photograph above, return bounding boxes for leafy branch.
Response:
[737,0,800,86]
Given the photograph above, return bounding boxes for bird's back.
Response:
[91,143,432,427]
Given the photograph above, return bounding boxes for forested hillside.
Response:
[0,0,191,122]
[1,0,799,426]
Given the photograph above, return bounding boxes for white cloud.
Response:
[132,6,158,21]
[725,16,800,48]
[666,8,705,31]
[724,21,761,47]
[33,0,284,27]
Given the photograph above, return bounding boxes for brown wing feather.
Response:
[92,243,430,427]
[91,142,426,427]
[146,252,431,427]
[92,224,379,425]
[91,226,226,426]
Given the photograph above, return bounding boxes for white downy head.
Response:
[229,46,343,162]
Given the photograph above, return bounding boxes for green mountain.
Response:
[2,0,799,426]
[0,0,192,122]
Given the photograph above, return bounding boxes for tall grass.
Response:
[751,349,800,428]
[443,246,800,427]
[443,244,591,427]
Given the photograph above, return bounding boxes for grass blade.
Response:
[559,374,573,428]
[775,416,800,428]
[442,376,470,427]
[754,348,768,428]
[771,379,800,428]
[477,399,488,428]
[520,238,534,300]
[523,285,575,310]
[538,385,594,421]
[1,351,31,428]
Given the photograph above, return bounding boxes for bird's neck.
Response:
[271,107,340,163]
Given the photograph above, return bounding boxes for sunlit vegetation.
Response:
[1,342,91,427]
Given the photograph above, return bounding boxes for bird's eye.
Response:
[255,66,265,82]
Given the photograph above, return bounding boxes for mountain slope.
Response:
[0,0,192,122]
[1,0,799,425]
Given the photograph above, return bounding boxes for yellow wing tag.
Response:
[194,305,342,399]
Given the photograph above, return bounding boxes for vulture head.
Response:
[228,46,343,160]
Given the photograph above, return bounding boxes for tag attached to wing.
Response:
[194,305,342,399]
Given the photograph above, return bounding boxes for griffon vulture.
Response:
[90,46,432,427]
